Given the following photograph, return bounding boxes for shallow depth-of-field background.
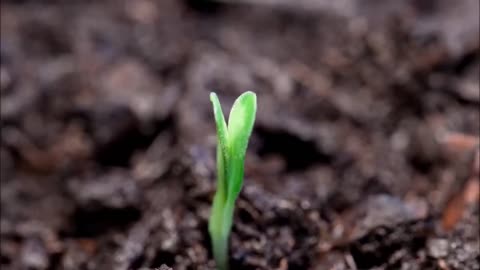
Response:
[1,0,479,269]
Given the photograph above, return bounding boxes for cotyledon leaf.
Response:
[210,92,229,197]
[226,91,257,198]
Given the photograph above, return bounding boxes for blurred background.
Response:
[1,0,479,269]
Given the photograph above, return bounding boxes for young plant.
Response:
[208,91,257,270]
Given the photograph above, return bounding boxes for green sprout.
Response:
[208,91,257,270]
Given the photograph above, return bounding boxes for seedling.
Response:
[208,91,257,270]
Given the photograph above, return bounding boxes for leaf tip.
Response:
[210,92,218,102]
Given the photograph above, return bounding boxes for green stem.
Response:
[212,234,229,270]
[210,199,236,270]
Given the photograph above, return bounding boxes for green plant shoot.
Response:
[208,91,257,270]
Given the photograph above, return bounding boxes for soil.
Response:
[1,0,479,269]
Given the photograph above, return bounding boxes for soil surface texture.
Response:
[1,0,479,269]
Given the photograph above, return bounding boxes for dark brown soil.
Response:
[1,0,479,269]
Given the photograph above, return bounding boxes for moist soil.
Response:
[1,1,479,269]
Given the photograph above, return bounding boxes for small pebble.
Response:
[427,238,449,258]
